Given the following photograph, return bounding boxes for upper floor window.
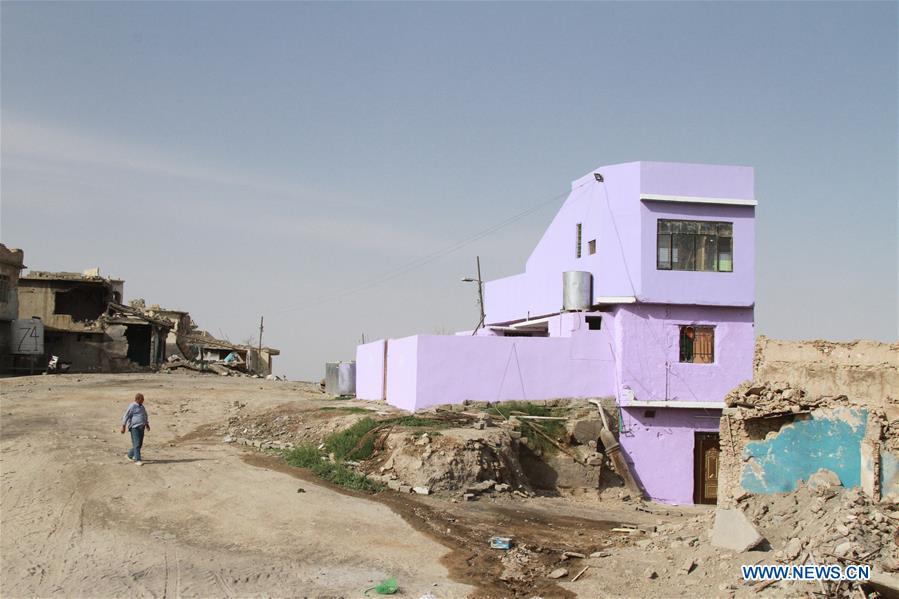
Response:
[575,223,583,258]
[0,274,9,303]
[657,220,732,272]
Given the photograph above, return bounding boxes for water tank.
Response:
[10,318,44,355]
[338,361,356,396]
[325,361,356,396]
[562,271,592,311]
[324,362,339,395]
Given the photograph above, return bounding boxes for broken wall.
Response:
[17,280,111,330]
[717,380,898,507]
[754,336,898,418]
[739,407,867,494]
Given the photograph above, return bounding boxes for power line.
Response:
[269,189,569,315]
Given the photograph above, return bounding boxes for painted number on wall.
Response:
[17,326,40,353]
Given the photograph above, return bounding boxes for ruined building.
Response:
[144,305,280,377]
[0,244,27,371]
[17,270,171,372]
[357,161,757,505]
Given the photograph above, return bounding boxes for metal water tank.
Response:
[324,362,340,395]
[10,318,44,355]
[325,361,356,396]
[337,361,356,396]
[562,271,592,311]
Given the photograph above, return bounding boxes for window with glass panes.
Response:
[657,220,732,272]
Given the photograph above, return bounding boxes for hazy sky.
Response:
[2,1,896,380]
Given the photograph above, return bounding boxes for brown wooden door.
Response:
[694,433,720,504]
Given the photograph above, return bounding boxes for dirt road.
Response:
[1,374,474,598]
[3,373,740,598]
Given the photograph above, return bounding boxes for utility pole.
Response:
[258,316,264,353]
[462,256,486,335]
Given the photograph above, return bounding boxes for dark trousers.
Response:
[128,425,145,461]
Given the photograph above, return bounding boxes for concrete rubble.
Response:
[710,508,765,552]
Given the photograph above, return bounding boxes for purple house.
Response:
[356,161,756,504]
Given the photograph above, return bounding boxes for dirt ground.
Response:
[2,373,776,598]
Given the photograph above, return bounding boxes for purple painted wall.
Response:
[640,161,754,201]
[412,334,615,409]
[355,339,386,400]
[484,161,755,324]
[379,311,618,410]
[615,304,755,405]
[619,407,721,504]
[640,202,755,307]
[383,336,419,412]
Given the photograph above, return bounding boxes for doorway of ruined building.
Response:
[124,325,151,366]
[693,432,720,504]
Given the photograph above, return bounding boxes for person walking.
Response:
[121,393,150,466]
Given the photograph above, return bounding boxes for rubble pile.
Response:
[739,476,899,594]
[218,405,370,450]
[162,354,269,378]
[367,427,533,498]
[724,380,850,415]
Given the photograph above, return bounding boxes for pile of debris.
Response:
[218,404,372,450]
[366,427,533,498]
[162,354,260,377]
[723,380,870,416]
[712,472,899,596]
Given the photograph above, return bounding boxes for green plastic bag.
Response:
[364,578,398,595]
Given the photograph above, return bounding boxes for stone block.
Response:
[710,509,766,552]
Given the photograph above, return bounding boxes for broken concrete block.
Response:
[413,486,430,495]
[494,483,511,492]
[398,485,412,494]
[589,551,611,558]
[710,509,765,552]
[463,493,476,501]
[466,480,496,494]
[387,480,402,491]
[548,568,568,579]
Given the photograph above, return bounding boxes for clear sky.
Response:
[2,1,896,380]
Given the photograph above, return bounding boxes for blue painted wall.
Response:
[741,409,867,494]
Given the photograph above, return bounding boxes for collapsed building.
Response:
[143,303,279,377]
[717,338,899,505]
[9,269,280,376]
[16,270,171,371]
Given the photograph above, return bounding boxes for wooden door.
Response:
[694,432,720,504]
